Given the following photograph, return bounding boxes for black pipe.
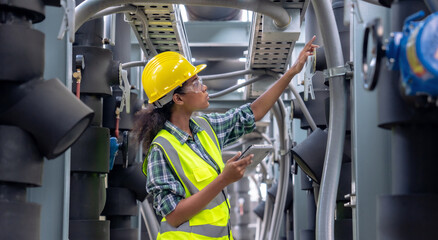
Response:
[0,126,43,240]
[69,1,113,238]
[0,2,92,239]
[100,12,147,240]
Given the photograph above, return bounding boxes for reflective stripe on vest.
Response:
[152,117,231,239]
[160,220,229,238]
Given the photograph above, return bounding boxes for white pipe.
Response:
[268,99,290,240]
[90,5,136,20]
[89,4,157,55]
[208,75,265,99]
[250,175,262,201]
[140,199,160,240]
[75,0,291,33]
[122,60,147,69]
[310,0,347,240]
[288,82,317,131]
[110,14,116,46]
[259,193,274,240]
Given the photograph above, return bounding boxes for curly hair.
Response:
[133,86,185,152]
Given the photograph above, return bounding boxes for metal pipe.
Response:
[268,99,290,240]
[140,199,160,240]
[256,131,273,145]
[90,5,138,20]
[222,140,244,151]
[250,175,262,201]
[75,0,291,33]
[255,218,262,240]
[208,75,265,99]
[122,60,147,69]
[201,69,275,81]
[259,192,274,240]
[310,0,347,240]
[89,4,157,55]
[288,82,317,131]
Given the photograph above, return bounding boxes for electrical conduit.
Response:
[310,0,347,240]
[75,0,291,33]
[288,82,317,131]
[89,4,157,55]
[267,99,290,240]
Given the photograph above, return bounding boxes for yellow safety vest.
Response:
[150,117,233,240]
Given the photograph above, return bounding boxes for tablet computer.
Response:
[238,144,273,176]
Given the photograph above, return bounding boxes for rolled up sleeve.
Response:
[203,103,256,149]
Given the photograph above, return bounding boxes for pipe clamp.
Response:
[323,62,353,79]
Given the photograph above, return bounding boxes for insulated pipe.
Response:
[75,0,291,33]
[268,99,290,240]
[201,69,276,81]
[259,193,274,240]
[208,75,265,99]
[289,82,317,131]
[140,200,159,240]
[257,131,273,145]
[250,175,262,201]
[121,60,147,69]
[90,5,138,20]
[89,5,157,55]
[310,0,347,240]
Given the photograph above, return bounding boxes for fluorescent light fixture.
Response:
[238,58,247,62]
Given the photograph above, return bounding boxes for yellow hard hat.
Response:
[142,52,206,107]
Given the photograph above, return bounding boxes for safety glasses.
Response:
[183,77,204,93]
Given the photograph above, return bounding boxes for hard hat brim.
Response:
[147,63,207,105]
[194,64,207,76]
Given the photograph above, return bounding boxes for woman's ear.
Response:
[172,93,184,105]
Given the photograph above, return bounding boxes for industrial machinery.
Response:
[1,0,437,240]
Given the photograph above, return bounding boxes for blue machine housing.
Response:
[386,11,438,96]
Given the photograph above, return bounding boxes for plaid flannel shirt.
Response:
[146,103,255,217]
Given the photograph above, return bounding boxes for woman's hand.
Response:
[289,35,319,75]
[220,152,253,185]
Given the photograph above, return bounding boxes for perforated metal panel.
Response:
[126,4,191,60]
[248,0,309,73]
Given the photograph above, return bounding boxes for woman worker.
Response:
[135,36,317,240]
